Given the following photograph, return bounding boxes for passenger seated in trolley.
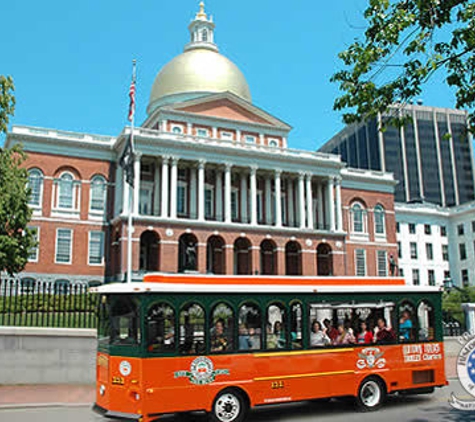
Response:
[399,310,413,341]
[374,317,396,344]
[210,319,228,352]
[310,320,331,347]
[356,321,374,344]
[267,321,285,349]
[238,324,260,350]
[333,322,355,345]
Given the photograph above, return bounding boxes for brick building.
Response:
[5,4,398,286]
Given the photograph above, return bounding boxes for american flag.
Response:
[128,79,136,122]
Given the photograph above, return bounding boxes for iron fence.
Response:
[0,278,99,329]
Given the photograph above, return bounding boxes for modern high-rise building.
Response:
[320,104,475,207]
[320,103,475,287]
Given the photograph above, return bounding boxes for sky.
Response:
[1,0,460,151]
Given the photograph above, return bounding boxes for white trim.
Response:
[88,230,105,266]
[30,216,108,227]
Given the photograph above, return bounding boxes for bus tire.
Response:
[356,377,386,412]
[210,388,248,422]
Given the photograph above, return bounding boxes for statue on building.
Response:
[389,254,398,276]
[185,242,197,270]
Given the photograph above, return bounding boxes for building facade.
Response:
[5,4,398,286]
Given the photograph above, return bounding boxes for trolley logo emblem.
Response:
[174,357,230,385]
[450,333,475,410]
[357,347,386,370]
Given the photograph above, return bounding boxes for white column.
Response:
[122,168,129,215]
[187,122,193,135]
[275,170,282,227]
[190,166,197,219]
[327,177,335,231]
[153,159,161,216]
[259,134,265,145]
[160,157,169,218]
[161,119,168,132]
[240,173,248,223]
[305,173,314,229]
[265,176,272,225]
[169,158,178,219]
[317,183,324,230]
[198,160,205,221]
[335,177,342,231]
[216,169,223,221]
[298,173,306,229]
[133,153,141,215]
[236,130,241,143]
[224,164,232,223]
[250,166,257,225]
[287,178,295,227]
[212,127,218,139]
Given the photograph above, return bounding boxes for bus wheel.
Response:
[356,377,386,411]
[211,388,247,422]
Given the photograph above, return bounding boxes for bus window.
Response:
[398,301,416,342]
[210,303,234,353]
[238,303,261,350]
[266,303,286,349]
[98,295,110,347]
[147,303,175,353]
[179,303,205,355]
[110,296,139,345]
[417,301,435,341]
[290,302,303,349]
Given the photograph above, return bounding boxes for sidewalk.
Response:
[0,385,94,409]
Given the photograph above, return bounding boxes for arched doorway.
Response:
[178,233,198,273]
[139,231,160,272]
[260,239,277,275]
[207,235,226,274]
[234,237,252,275]
[316,243,333,276]
[285,241,302,276]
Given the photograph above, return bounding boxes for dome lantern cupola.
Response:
[185,2,218,53]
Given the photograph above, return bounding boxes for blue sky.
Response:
[1,0,458,150]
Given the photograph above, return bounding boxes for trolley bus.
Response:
[91,273,447,422]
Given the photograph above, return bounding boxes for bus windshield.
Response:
[109,295,140,346]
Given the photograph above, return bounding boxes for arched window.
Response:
[417,300,435,341]
[266,303,286,349]
[58,173,74,209]
[27,169,44,207]
[147,303,175,353]
[179,303,205,355]
[398,301,416,342]
[290,302,303,349]
[90,175,107,212]
[210,303,234,353]
[351,203,365,233]
[201,29,208,42]
[238,303,261,351]
[374,204,385,235]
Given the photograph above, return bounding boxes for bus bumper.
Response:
[93,403,143,421]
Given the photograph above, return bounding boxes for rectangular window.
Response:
[396,222,400,233]
[472,221,475,233]
[55,229,72,264]
[458,224,464,236]
[426,243,433,260]
[444,270,451,282]
[442,244,449,261]
[409,223,416,234]
[459,243,467,260]
[410,242,418,259]
[412,269,420,286]
[257,191,263,223]
[377,250,387,276]
[428,269,435,286]
[462,269,469,287]
[399,268,404,277]
[231,189,238,221]
[245,135,256,144]
[355,249,366,276]
[441,226,447,237]
[205,187,214,219]
[28,227,39,262]
[424,224,431,235]
[397,241,402,259]
[177,183,188,216]
[139,187,153,216]
[88,231,104,265]
[221,131,233,141]
[197,128,209,137]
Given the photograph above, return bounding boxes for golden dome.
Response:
[147,48,251,113]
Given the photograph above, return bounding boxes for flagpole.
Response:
[127,59,137,284]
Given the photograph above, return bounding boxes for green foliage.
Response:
[442,287,475,324]
[0,145,36,276]
[0,75,15,135]
[332,1,475,133]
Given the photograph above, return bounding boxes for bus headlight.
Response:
[100,385,106,396]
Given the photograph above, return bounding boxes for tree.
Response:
[443,287,475,326]
[332,1,475,132]
[0,76,36,277]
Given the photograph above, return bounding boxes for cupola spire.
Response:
[185,1,218,52]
